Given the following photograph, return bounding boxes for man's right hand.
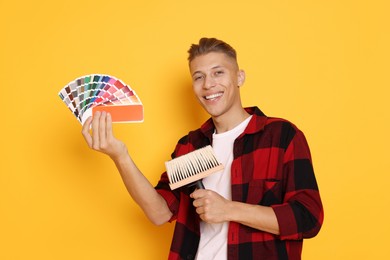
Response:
[81,111,128,161]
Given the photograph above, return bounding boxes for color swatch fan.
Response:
[58,74,143,124]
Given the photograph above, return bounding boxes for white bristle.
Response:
[165,145,224,190]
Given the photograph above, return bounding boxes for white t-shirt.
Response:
[195,116,252,260]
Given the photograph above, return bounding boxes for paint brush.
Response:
[165,145,224,190]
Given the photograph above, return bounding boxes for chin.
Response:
[198,100,225,117]
[203,107,223,118]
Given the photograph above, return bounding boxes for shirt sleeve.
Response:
[271,129,324,240]
[155,171,180,222]
[154,136,194,223]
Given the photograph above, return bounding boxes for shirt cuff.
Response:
[272,204,301,240]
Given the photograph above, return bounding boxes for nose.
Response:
[204,76,216,89]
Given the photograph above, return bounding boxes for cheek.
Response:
[192,83,203,95]
[218,76,234,86]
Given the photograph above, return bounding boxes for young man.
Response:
[82,38,324,260]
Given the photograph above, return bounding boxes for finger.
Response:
[99,111,107,148]
[190,189,200,199]
[91,111,101,149]
[191,188,207,199]
[193,196,208,208]
[81,116,93,148]
[106,112,113,138]
[193,198,200,207]
[195,206,204,215]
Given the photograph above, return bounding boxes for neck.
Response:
[212,108,250,134]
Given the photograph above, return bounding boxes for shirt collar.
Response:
[200,106,268,140]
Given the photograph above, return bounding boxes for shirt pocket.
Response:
[246,179,282,206]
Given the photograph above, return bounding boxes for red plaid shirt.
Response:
[156,107,323,260]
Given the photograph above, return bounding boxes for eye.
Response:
[214,70,224,76]
[193,74,204,81]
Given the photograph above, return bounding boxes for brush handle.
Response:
[195,180,205,189]
[188,180,205,190]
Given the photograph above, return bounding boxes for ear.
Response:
[237,69,246,87]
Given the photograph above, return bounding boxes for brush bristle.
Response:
[165,145,224,190]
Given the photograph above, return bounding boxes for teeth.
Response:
[205,93,223,100]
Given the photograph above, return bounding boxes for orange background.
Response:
[1,0,389,259]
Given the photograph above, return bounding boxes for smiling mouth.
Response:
[204,92,223,100]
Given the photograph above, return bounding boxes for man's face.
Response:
[189,52,245,119]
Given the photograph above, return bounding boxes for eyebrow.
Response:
[191,65,224,77]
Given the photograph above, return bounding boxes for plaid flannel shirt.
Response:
[155,107,324,260]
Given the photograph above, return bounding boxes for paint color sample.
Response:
[58,74,144,124]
